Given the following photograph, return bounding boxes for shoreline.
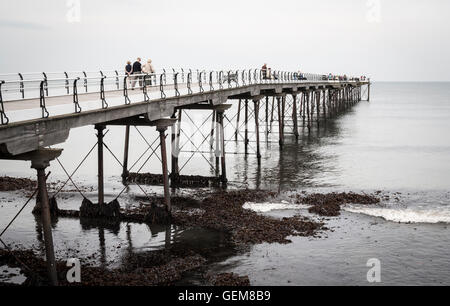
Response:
[0,178,385,286]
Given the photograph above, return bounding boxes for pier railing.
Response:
[0,68,364,125]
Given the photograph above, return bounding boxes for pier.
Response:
[0,68,370,285]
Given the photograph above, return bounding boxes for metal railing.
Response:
[0,68,365,125]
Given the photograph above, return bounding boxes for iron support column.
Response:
[122,125,130,181]
[244,99,249,155]
[254,99,262,161]
[235,99,241,141]
[96,125,105,205]
[32,159,58,286]
[158,126,171,212]
[277,97,284,148]
[292,94,299,138]
[218,110,228,183]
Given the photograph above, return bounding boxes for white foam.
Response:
[0,265,27,285]
[243,201,306,213]
[343,205,450,224]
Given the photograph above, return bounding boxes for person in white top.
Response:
[142,59,155,86]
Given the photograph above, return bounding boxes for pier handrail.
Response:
[0,68,368,125]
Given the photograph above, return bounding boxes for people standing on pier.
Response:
[262,63,268,79]
[142,59,155,86]
[131,58,142,89]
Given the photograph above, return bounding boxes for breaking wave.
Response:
[243,201,307,213]
[343,205,450,224]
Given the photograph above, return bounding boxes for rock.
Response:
[209,273,250,286]
[0,176,36,192]
[80,198,121,219]
[33,196,59,216]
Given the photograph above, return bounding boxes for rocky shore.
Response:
[0,178,382,286]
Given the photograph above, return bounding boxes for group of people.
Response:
[326,73,368,81]
[261,63,271,79]
[125,57,155,89]
[262,63,306,81]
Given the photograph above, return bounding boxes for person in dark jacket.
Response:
[131,58,142,89]
[125,61,132,75]
[125,61,132,87]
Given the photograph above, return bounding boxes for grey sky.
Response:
[0,0,449,81]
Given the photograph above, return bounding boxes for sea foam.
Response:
[243,201,307,213]
[343,205,450,224]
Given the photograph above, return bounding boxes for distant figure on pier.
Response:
[131,58,142,89]
[125,61,133,87]
[142,59,155,86]
[125,61,132,76]
[262,63,268,79]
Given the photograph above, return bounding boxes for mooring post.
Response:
[157,125,171,212]
[244,99,249,155]
[122,125,130,181]
[96,124,105,205]
[277,96,284,148]
[292,94,299,138]
[253,99,262,161]
[235,99,241,141]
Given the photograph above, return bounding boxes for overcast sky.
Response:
[1,0,449,81]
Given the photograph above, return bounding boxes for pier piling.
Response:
[35,164,58,285]
[244,99,249,155]
[121,125,130,181]
[96,124,105,205]
[277,96,284,148]
[157,123,171,212]
[253,98,262,161]
[292,94,299,138]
